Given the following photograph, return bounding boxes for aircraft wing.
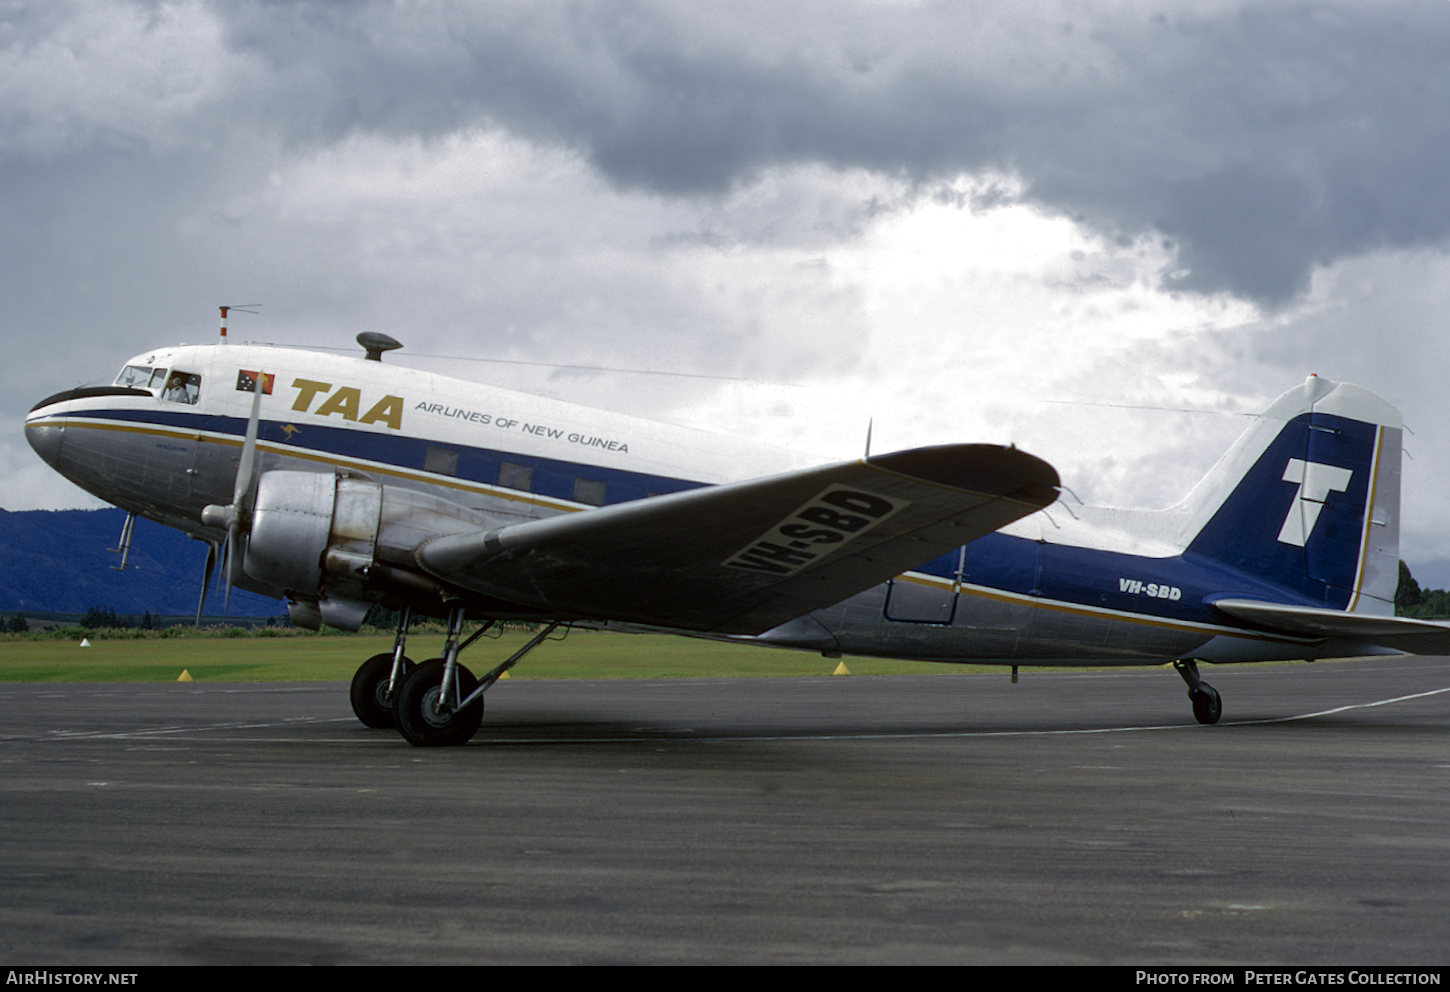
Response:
[1214,598,1450,654]
[417,444,1059,635]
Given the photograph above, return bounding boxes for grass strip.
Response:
[0,629,980,682]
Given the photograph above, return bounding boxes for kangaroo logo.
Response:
[1277,458,1353,547]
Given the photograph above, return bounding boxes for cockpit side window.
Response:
[161,371,202,405]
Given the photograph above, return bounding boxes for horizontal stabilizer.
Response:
[1214,598,1450,654]
[418,444,1058,635]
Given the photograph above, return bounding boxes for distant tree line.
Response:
[80,606,157,630]
[1396,562,1450,618]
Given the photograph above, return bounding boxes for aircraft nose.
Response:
[24,415,64,467]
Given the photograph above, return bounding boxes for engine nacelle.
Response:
[244,470,498,630]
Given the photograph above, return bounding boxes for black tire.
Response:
[349,653,415,729]
[394,659,483,747]
[1190,684,1222,726]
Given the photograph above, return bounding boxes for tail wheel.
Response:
[349,653,415,729]
[1174,659,1222,726]
[395,659,483,747]
[1190,685,1222,726]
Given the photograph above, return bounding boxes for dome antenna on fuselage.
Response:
[358,332,403,361]
[218,304,261,344]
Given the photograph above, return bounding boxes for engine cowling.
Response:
[246,471,336,594]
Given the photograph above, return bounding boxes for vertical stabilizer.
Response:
[1182,377,1401,614]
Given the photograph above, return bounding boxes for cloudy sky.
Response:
[5,0,1450,584]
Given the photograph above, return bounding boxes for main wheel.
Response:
[394,659,483,747]
[350,653,415,729]
[1190,684,1222,726]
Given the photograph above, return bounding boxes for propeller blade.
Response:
[199,371,268,616]
[224,522,240,614]
[195,540,218,627]
[233,373,264,511]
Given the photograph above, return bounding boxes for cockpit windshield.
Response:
[116,365,169,390]
[114,364,201,403]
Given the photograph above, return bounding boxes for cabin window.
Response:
[573,477,607,506]
[424,447,459,477]
[161,371,201,405]
[498,461,533,493]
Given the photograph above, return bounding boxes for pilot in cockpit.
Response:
[162,371,200,404]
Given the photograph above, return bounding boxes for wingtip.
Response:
[866,444,1059,507]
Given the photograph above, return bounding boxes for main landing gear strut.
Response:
[348,605,416,729]
[348,604,560,746]
[1173,659,1222,726]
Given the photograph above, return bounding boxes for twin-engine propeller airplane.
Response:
[25,322,1450,744]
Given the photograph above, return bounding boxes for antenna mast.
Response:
[219,304,262,344]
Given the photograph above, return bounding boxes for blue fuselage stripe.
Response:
[60,407,708,506]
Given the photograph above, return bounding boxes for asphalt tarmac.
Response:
[1,657,1448,965]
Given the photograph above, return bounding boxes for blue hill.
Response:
[0,508,282,618]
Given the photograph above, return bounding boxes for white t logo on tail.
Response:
[1278,458,1353,547]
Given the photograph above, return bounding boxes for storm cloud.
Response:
[16,0,1427,306]
[11,1,1450,304]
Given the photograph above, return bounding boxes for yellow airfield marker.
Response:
[831,661,851,676]
[177,669,194,682]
